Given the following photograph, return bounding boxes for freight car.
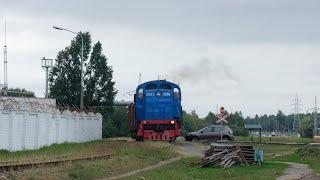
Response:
[128,80,182,141]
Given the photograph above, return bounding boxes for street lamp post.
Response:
[53,26,84,111]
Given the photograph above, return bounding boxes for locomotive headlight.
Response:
[170,120,175,124]
[156,92,161,97]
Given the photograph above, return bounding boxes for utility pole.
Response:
[292,94,302,131]
[41,57,53,98]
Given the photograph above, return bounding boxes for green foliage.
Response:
[84,41,117,107]
[49,32,92,106]
[6,88,35,97]
[49,32,116,109]
[228,111,247,136]
[49,32,117,138]
[245,110,319,134]
[203,111,216,125]
[274,145,320,173]
[300,117,314,138]
[181,110,206,135]
[296,146,320,158]
[102,107,130,138]
[181,110,246,136]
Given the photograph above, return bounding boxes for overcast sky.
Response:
[0,0,319,117]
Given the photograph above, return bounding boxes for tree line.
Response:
[245,110,315,138]
[181,110,315,138]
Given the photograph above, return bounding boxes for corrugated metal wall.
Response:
[0,109,102,151]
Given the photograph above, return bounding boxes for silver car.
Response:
[185,125,234,141]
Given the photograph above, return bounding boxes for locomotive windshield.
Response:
[160,83,171,90]
[137,88,143,99]
[145,84,157,90]
[136,81,181,99]
[173,88,180,99]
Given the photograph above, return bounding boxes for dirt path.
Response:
[104,142,203,180]
[104,157,181,180]
[275,162,313,180]
[175,142,205,157]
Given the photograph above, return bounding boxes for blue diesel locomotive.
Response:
[128,80,182,141]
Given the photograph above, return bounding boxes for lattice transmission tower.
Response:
[292,94,302,131]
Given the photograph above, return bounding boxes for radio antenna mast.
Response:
[138,73,142,85]
[3,20,8,95]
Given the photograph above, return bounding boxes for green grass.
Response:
[123,157,288,180]
[273,146,320,173]
[0,139,110,162]
[2,139,311,179]
[235,136,320,143]
[274,154,319,172]
[5,139,178,179]
[252,144,298,161]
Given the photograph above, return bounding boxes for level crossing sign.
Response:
[216,107,228,124]
[217,114,228,123]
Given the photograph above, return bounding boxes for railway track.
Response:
[0,153,112,172]
[234,141,307,146]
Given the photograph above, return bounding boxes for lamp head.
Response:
[53,26,63,30]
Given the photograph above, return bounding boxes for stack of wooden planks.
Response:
[197,144,255,168]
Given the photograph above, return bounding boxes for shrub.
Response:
[295,146,320,158]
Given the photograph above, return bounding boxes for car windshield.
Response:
[199,127,211,133]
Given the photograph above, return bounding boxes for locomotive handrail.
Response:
[174,104,182,119]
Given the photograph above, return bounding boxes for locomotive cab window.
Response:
[173,88,180,99]
[137,88,144,99]
[145,84,157,90]
[160,83,171,90]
